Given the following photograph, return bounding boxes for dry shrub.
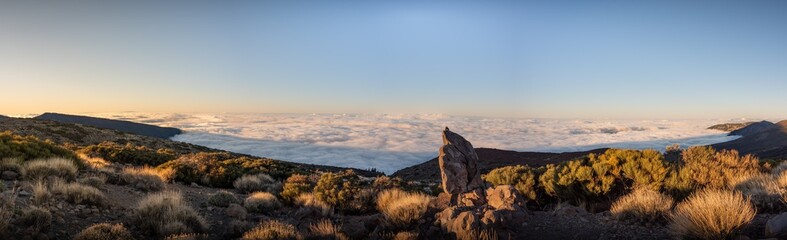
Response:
[74,223,135,240]
[24,157,78,181]
[730,173,785,211]
[77,153,111,169]
[131,191,208,236]
[78,176,107,189]
[50,180,106,206]
[0,193,15,233]
[681,146,760,189]
[669,189,755,239]
[376,189,432,228]
[294,193,333,217]
[772,161,787,176]
[208,190,239,207]
[610,188,674,222]
[392,231,418,240]
[243,192,281,213]
[32,181,51,205]
[164,233,210,240]
[0,158,24,176]
[307,219,348,240]
[19,206,51,233]
[242,220,300,240]
[234,173,280,194]
[121,167,168,192]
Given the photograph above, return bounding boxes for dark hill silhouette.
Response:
[34,112,182,139]
[392,147,608,182]
[712,120,787,160]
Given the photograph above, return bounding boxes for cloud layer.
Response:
[97,113,741,174]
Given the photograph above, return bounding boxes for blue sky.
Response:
[1,1,786,119]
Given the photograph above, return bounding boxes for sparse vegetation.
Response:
[158,152,301,188]
[120,166,169,191]
[74,223,136,240]
[244,192,281,213]
[669,189,755,239]
[130,191,209,236]
[79,141,177,166]
[0,131,76,162]
[24,157,79,181]
[610,188,674,222]
[233,173,280,194]
[208,190,239,207]
[242,220,300,240]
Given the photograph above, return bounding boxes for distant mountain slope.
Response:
[707,122,754,132]
[392,147,608,182]
[35,112,182,139]
[711,120,787,160]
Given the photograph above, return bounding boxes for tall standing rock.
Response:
[439,127,485,205]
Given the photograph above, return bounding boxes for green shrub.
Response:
[0,131,76,162]
[24,157,78,181]
[74,223,136,240]
[483,165,538,201]
[208,190,239,207]
[242,220,300,240]
[79,141,177,166]
[244,192,281,213]
[281,174,313,204]
[680,146,760,189]
[158,152,302,188]
[313,171,372,213]
[131,191,208,236]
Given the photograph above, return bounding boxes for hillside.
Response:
[34,112,182,139]
[712,120,787,160]
[707,122,754,132]
[392,147,608,182]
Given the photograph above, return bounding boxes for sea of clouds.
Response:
[94,113,741,174]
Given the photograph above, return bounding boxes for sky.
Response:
[1,1,786,119]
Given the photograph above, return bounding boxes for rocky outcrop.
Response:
[439,128,486,207]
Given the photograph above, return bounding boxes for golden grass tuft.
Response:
[730,173,785,210]
[0,192,16,233]
[244,192,281,213]
[294,193,333,217]
[50,179,106,206]
[121,166,170,192]
[130,191,209,236]
[242,220,300,240]
[610,188,674,222]
[24,157,78,181]
[19,206,52,233]
[375,189,432,228]
[308,219,348,240]
[74,223,135,240]
[669,189,755,239]
[233,173,280,194]
[164,233,210,240]
[32,181,51,205]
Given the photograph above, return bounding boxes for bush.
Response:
[244,192,281,213]
[669,189,754,239]
[50,180,106,206]
[0,158,24,176]
[483,165,538,201]
[24,157,78,181]
[376,189,432,228]
[19,206,51,233]
[313,171,372,213]
[120,167,168,192]
[294,193,332,217]
[78,141,177,166]
[78,176,107,189]
[130,191,209,236]
[0,132,76,161]
[233,173,280,194]
[242,220,300,240]
[208,190,239,207]
[730,173,785,211]
[74,223,135,240]
[158,152,301,188]
[281,174,313,204]
[32,181,51,205]
[610,188,674,222]
[680,146,760,189]
[307,219,348,240]
[164,233,210,240]
[0,194,14,234]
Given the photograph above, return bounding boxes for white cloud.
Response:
[94,113,741,174]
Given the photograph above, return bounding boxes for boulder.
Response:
[486,185,525,211]
[438,128,485,201]
[765,212,787,238]
[435,207,480,240]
